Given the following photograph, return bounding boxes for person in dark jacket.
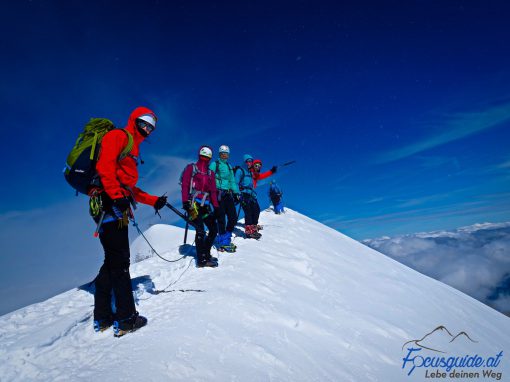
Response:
[269,180,284,214]
[181,146,220,267]
[92,106,167,337]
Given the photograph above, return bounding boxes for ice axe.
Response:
[165,202,197,229]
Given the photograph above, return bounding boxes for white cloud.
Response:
[377,102,510,164]
[363,222,510,315]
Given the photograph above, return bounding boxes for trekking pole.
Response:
[277,160,296,168]
[236,201,242,221]
[165,202,197,228]
[183,213,189,244]
[93,211,106,238]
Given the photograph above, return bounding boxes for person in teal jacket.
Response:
[209,145,240,251]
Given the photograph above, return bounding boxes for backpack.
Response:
[179,163,213,197]
[64,118,134,195]
[269,182,282,197]
[212,159,233,173]
[234,166,247,189]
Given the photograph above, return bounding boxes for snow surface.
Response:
[0,209,509,381]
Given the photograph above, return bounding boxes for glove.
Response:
[112,197,131,218]
[270,166,278,174]
[113,197,131,213]
[154,195,167,213]
[182,201,191,212]
[234,194,241,205]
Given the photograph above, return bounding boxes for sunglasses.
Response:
[136,120,155,133]
[254,163,261,169]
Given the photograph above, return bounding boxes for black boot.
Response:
[205,250,218,263]
[198,259,218,268]
[93,318,113,332]
[113,311,147,337]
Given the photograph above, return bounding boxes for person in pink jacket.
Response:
[181,146,220,267]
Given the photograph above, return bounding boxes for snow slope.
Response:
[0,209,508,381]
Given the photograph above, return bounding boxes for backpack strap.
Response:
[213,160,220,182]
[89,132,100,161]
[118,130,134,161]
[235,166,246,189]
[189,163,198,197]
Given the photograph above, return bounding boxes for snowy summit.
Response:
[0,209,508,381]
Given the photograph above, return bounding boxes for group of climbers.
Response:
[181,145,278,266]
[70,107,284,337]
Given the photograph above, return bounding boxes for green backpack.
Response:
[64,118,134,195]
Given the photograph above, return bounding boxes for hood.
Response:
[243,153,253,169]
[197,156,211,171]
[125,106,157,144]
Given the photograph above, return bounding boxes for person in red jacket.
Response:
[92,106,167,337]
[181,146,220,267]
[251,159,277,189]
[250,159,277,232]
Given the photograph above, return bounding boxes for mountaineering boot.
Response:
[215,233,226,247]
[204,250,218,263]
[198,259,218,268]
[245,225,262,239]
[218,243,236,253]
[219,232,236,251]
[93,318,113,332]
[113,311,147,337]
[256,225,263,231]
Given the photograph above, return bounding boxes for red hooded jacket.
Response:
[251,159,273,188]
[96,107,158,206]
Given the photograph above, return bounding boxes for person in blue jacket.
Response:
[235,154,262,239]
[209,145,240,252]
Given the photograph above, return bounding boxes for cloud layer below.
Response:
[363,222,510,315]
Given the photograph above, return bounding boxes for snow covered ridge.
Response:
[363,222,510,315]
[0,209,508,381]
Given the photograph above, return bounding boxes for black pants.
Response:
[241,195,260,226]
[192,206,218,263]
[94,221,136,321]
[270,195,281,206]
[217,192,238,234]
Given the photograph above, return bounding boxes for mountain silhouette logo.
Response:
[402,325,478,353]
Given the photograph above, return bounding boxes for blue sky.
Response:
[1,1,510,239]
[0,1,509,313]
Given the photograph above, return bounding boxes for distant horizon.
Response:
[0,209,508,317]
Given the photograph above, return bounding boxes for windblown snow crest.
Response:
[0,209,508,381]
